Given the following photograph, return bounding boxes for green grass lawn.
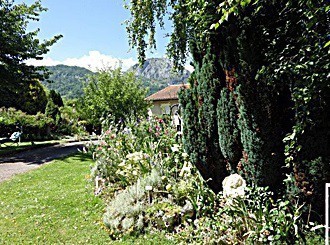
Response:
[0,140,59,156]
[0,153,110,244]
[0,153,174,244]
[0,136,84,157]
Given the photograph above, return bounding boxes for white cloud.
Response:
[26,51,137,72]
[26,57,62,67]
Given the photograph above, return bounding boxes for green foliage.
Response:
[0,0,62,114]
[43,65,94,99]
[79,68,149,129]
[125,0,219,69]
[22,79,48,114]
[0,78,49,115]
[45,100,60,121]
[48,89,64,107]
[275,1,330,220]
[174,186,323,244]
[124,0,167,65]
[126,0,329,224]
[217,88,242,170]
[45,89,63,126]
[236,83,286,190]
[0,107,53,140]
[179,52,228,193]
[58,99,87,136]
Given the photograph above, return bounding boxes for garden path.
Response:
[0,141,86,183]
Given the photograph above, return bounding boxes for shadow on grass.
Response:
[0,143,87,165]
[60,152,93,163]
[0,142,58,157]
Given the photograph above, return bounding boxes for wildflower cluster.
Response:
[90,116,176,187]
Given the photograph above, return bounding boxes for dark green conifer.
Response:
[217,88,242,171]
[180,52,228,193]
[235,83,287,190]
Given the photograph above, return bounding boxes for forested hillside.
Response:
[42,65,94,99]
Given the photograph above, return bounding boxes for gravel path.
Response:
[0,141,87,183]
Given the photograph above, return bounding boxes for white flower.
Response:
[123,127,131,134]
[166,184,172,191]
[118,161,126,167]
[179,161,192,177]
[182,152,189,158]
[171,144,180,152]
[126,151,143,161]
[121,217,134,231]
[222,174,246,199]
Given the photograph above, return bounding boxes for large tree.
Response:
[0,0,62,114]
[125,0,330,220]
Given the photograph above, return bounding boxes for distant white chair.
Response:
[10,131,22,142]
[0,128,23,147]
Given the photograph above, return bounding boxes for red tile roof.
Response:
[146,84,190,101]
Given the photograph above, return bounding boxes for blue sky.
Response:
[20,0,172,71]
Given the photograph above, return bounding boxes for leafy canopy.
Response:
[79,68,150,128]
[0,0,62,114]
[0,0,62,82]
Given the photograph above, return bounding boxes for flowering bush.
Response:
[90,116,215,239]
[90,116,176,188]
[102,158,209,240]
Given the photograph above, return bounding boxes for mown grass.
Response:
[0,153,109,244]
[0,153,174,244]
[0,140,59,156]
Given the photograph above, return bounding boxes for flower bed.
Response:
[89,116,325,243]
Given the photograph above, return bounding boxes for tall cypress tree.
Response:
[217,87,242,172]
[180,52,228,193]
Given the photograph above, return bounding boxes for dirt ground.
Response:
[0,141,87,183]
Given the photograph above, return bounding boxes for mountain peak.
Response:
[128,58,190,84]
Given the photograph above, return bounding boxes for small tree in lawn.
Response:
[79,68,149,131]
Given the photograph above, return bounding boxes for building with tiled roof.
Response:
[146,84,189,115]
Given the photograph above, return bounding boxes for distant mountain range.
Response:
[42,58,191,99]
